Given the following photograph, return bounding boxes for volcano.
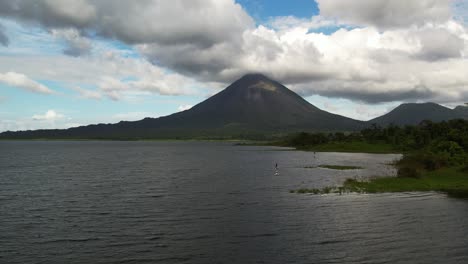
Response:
[169,74,362,131]
[1,74,363,139]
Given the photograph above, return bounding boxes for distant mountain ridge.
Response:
[454,104,468,119]
[369,102,467,126]
[0,75,467,139]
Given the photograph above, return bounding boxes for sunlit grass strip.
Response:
[290,167,468,198]
[317,165,363,170]
[303,165,363,170]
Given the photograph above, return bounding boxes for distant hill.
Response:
[0,74,363,139]
[454,104,468,119]
[369,102,468,126]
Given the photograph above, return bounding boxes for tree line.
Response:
[282,119,468,177]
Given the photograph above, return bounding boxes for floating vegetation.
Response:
[289,186,349,195]
[317,165,363,170]
[303,165,363,170]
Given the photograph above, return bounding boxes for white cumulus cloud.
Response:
[73,86,102,100]
[0,71,54,94]
[32,110,64,121]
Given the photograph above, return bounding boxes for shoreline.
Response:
[291,166,468,199]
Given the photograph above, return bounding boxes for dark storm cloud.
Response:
[293,82,437,104]
[0,0,254,48]
[0,0,96,28]
[316,0,451,29]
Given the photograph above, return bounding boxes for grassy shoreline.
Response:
[296,141,399,154]
[343,167,468,198]
[291,167,468,198]
[305,165,363,170]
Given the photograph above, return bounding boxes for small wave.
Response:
[317,239,349,245]
[172,235,213,241]
[107,241,143,248]
[117,256,191,264]
[234,233,278,238]
[39,237,100,244]
[152,256,192,263]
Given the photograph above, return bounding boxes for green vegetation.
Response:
[304,165,363,170]
[302,141,396,153]
[343,167,468,198]
[287,119,468,198]
[291,186,336,194]
[273,132,397,153]
[290,167,468,198]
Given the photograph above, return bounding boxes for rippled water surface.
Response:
[1,141,468,263]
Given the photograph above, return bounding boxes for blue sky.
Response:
[237,0,319,21]
[0,0,467,131]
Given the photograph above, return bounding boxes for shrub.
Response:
[397,166,421,178]
[288,132,329,147]
[460,165,468,173]
[420,152,450,170]
[397,152,450,171]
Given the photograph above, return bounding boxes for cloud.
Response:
[268,15,339,31]
[138,25,324,83]
[413,28,465,61]
[316,0,451,29]
[178,104,193,111]
[51,28,92,56]
[32,110,64,121]
[0,0,96,28]
[0,110,79,132]
[135,14,467,104]
[0,0,253,48]
[72,86,102,99]
[97,73,194,100]
[1,0,468,106]
[230,21,467,104]
[0,71,54,94]
[0,22,8,46]
[0,51,203,100]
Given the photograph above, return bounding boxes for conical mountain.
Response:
[0,74,363,139]
[164,73,362,130]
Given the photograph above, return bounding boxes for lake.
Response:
[1,141,468,263]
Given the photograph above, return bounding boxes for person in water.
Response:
[275,163,278,170]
